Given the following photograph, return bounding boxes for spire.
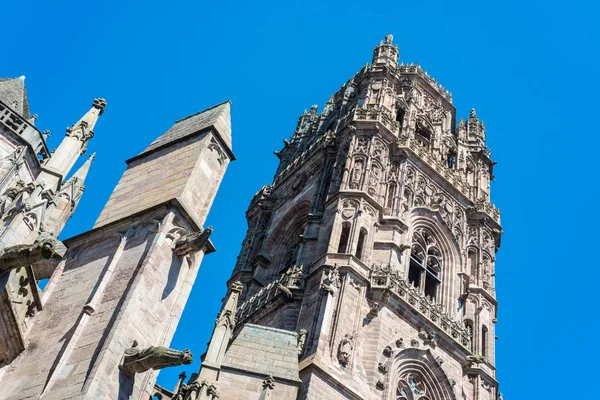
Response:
[40,99,105,190]
[199,281,243,381]
[43,153,96,237]
[372,34,399,67]
[67,152,95,186]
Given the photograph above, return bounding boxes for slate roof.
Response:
[0,77,30,119]
[135,100,234,161]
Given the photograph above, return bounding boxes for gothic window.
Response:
[386,182,397,214]
[397,108,406,133]
[396,373,431,400]
[481,326,488,357]
[409,229,442,300]
[281,242,300,273]
[415,123,432,147]
[338,223,351,253]
[446,151,456,169]
[355,228,368,260]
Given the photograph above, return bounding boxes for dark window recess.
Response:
[338,223,350,253]
[355,229,367,260]
[409,257,422,287]
[424,274,438,299]
[396,108,405,132]
[482,326,488,357]
[416,125,431,146]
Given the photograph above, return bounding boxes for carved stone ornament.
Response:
[174,226,213,256]
[297,329,307,356]
[0,233,66,274]
[119,342,193,377]
[337,334,354,366]
[383,345,394,357]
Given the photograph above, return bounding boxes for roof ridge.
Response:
[175,100,231,124]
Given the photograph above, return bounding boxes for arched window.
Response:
[415,123,432,147]
[481,326,488,357]
[396,108,405,133]
[408,228,442,300]
[447,151,456,169]
[281,241,300,273]
[386,182,397,213]
[337,223,351,253]
[355,228,368,260]
[396,372,433,400]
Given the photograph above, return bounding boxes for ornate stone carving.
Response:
[119,342,192,377]
[337,334,354,366]
[174,226,213,256]
[297,329,307,356]
[383,345,394,357]
[0,233,66,273]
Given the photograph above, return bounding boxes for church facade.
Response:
[0,35,502,400]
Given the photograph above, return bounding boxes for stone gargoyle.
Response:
[0,233,67,274]
[174,226,213,256]
[119,342,193,377]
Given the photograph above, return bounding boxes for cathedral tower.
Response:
[178,35,502,400]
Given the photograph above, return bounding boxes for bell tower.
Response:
[170,35,503,400]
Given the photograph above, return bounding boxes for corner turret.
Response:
[372,34,399,67]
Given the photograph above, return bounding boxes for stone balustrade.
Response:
[0,100,49,160]
[370,264,471,350]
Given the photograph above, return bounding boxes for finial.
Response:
[470,108,476,118]
[18,75,25,81]
[93,98,107,115]
[310,104,318,115]
[384,34,393,45]
[89,152,96,162]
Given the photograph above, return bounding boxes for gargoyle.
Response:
[119,342,193,377]
[0,233,66,273]
[174,226,213,256]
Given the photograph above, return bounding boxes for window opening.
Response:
[482,326,488,357]
[409,228,442,300]
[337,223,351,253]
[355,228,367,260]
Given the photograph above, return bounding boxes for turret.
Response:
[372,34,399,67]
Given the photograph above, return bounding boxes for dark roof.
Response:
[0,77,30,118]
[134,100,233,161]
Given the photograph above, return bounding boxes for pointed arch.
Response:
[408,210,462,314]
[390,348,457,400]
[263,200,311,271]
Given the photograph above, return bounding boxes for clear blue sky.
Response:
[2,0,598,398]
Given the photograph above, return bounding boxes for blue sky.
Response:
[2,0,599,398]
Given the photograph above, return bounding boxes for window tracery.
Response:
[408,228,442,300]
[396,373,431,400]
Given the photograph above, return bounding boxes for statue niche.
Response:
[119,342,193,377]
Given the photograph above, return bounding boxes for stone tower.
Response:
[170,35,502,400]
[0,75,234,400]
